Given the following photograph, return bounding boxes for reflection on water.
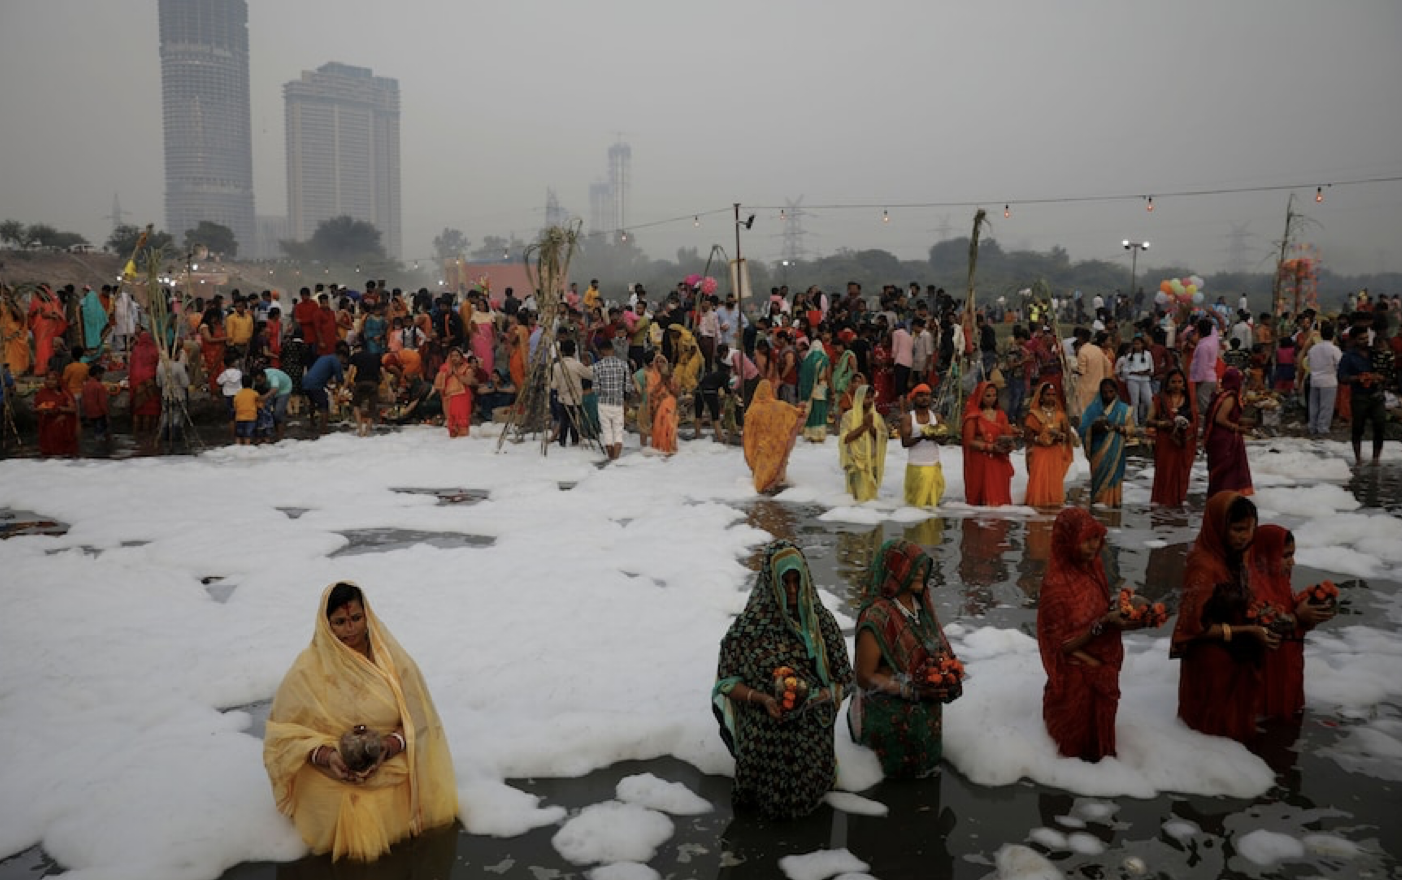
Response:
[330,529,495,557]
[958,518,1013,617]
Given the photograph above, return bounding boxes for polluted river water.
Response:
[0,435,1399,880]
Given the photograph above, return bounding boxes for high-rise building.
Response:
[284,62,401,259]
[158,0,256,256]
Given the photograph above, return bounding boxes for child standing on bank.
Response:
[232,374,259,446]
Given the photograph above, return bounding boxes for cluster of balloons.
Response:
[1155,275,1206,308]
[684,273,720,295]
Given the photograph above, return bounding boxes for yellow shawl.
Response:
[263,583,458,861]
[839,384,887,501]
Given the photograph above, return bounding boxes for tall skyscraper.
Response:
[158,0,256,256]
[284,62,401,259]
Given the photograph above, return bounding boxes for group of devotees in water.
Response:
[265,485,1334,860]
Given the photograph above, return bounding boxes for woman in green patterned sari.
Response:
[712,540,853,818]
[797,338,831,442]
[848,539,961,778]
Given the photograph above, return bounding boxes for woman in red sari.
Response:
[1203,367,1253,497]
[1250,525,1335,720]
[199,309,228,395]
[34,371,80,456]
[1147,368,1197,506]
[962,381,1016,506]
[1037,507,1142,761]
[1022,381,1075,507]
[433,348,476,438]
[127,329,162,438]
[1171,491,1280,742]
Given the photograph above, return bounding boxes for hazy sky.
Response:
[2,0,1400,278]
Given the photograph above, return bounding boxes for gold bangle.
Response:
[1222,623,1232,643]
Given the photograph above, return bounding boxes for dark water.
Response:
[3,467,1400,880]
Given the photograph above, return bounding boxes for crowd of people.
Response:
[4,275,1383,851]
[3,277,1397,481]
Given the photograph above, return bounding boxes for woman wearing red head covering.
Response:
[1203,367,1254,497]
[962,380,1016,506]
[1037,508,1141,761]
[1250,525,1335,720]
[1171,491,1280,741]
[1147,368,1197,506]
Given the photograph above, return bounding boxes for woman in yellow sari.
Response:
[743,379,806,493]
[264,582,458,862]
[839,383,887,502]
[669,325,703,394]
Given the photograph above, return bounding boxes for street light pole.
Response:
[1122,240,1149,302]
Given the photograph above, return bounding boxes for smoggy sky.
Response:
[2,0,1400,278]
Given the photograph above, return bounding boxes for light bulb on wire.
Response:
[883,209,889,223]
[693,216,700,227]
[1146,196,1154,213]
[1315,186,1324,203]
[780,208,787,221]
[1003,204,1011,219]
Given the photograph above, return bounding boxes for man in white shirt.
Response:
[1231,311,1254,351]
[911,317,935,384]
[1304,321,1343,436]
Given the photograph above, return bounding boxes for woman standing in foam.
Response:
[1171,492,1281,742]
[712,541,852,819]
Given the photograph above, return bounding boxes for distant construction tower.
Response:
[105,194,128,232]
[780,197,809,265]
[1224,222,1254,273]
[158,0,256,253]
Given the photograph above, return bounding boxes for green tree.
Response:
[432,227,469,261]
[107,224,173,256]
[184,221,238,258]
[0,219,25,248]
[24,224,59,248]
[471,235,509,262]
[282,215,385,263]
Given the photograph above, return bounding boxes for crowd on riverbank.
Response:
[2,277,1397,476]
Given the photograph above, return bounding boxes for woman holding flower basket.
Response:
[1171,491,1280,742]
[849,539,962,778]
[1037,508,1161,762]
[712,541,852,819]
[1250,525,1336,720]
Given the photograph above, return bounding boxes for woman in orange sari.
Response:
[2,292,32,376]
[1171,491,1280,742]
[433,348,476,438]
[649,355,678,454]
[26,285,67,376]
[743,379,806,493]
[199,308,228,395]
[507,312,530,389]
[962,381,1016,506]
[1022,381,1074,507]
[1147,368,1197,506]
